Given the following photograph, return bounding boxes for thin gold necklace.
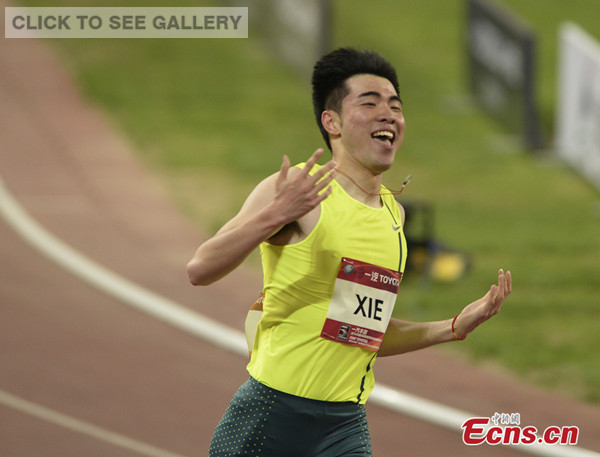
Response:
[334,168,412,196]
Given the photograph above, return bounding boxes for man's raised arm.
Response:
[186,149,336,286]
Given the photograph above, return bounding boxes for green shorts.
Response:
[209,377,372,457]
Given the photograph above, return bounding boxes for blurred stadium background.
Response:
[2,0,599,454]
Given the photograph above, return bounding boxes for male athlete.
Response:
[187,47,512,456]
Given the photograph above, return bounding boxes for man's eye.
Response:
[362,103,376,107]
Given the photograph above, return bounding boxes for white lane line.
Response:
[1,176,599,457]
[0,177,247,356]
[0,390,189,457]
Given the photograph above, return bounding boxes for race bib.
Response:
[321,257,401,351]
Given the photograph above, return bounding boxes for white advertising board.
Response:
[244,0,331,77]
[555,23,600,191]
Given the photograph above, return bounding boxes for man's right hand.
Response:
[273,148,336,226]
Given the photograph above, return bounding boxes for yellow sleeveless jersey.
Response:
[247,164,407,404]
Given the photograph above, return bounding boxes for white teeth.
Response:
[372,131,394,140]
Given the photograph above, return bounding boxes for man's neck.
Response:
[332,159,384,208]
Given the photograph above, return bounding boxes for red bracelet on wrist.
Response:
[452,314,466,341]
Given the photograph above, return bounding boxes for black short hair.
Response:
[311,48,401,150]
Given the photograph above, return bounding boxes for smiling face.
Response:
[322,74,405,175]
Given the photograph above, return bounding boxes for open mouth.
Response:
[371,130,395,145]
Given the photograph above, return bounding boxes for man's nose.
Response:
[376,106,396,123]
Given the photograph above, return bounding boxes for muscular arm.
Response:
[186,149,336,286]
[379,269,512,357]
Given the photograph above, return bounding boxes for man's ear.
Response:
[321,110,341,137]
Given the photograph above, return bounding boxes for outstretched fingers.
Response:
[271,148,338,224]
[498,268,512,299]
[277,155,291,184]
[302,148,325,177]
[456,268,513,337]
[490,269,512,314]
[310,161,337,191]
[506,270,513,295]
[296,148,337,196]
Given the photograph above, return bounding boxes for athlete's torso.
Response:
[247,164,407,403]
